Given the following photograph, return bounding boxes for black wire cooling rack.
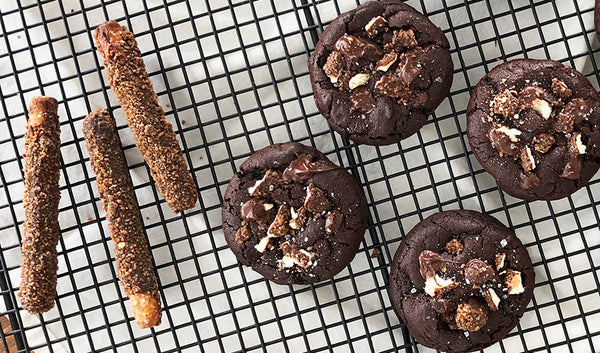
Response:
[1,0,600,352]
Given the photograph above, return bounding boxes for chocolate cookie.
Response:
[389,210,535,353]
[467,59,600,201]
[308,0,453,145]
[222,143,368,284]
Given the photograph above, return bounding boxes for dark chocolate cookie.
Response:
[222,143,368,284]
[467,59,600,201]
[308,0,453,145]
[389,210,535,353]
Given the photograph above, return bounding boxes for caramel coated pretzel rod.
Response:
[83,108,161,328]
[94,20,197,213]
[18,96,61,314]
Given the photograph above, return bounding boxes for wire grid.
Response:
[0,0,599,352]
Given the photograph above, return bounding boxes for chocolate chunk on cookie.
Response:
[389,210,535,352]
[467,59,600,201]
[308,0,453,145]
[222,143,368,284]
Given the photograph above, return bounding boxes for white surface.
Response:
[0,0,599,352]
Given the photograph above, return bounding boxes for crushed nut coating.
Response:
[83,108,161,328]
[18,96,61,314]
[94,20,197,213]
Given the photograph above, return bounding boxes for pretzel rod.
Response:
[94,20,197,213]
[83,108,161,329]
[18,96,61,314]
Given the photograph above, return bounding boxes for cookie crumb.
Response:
[370,248,381,258]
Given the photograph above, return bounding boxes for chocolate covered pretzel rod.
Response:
[18,96,61,314]
[94,20,197,213]
[83,108,161,329]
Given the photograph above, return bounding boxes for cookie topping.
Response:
[375,75,411,101]
[248,170,284,196]
[519,171,541,190]
[349,88,377,114]
[520,146,536,172]
[235,224,251,245]
[482,288,501,311]
[487,78,593,188]
[280,241,315,269]
[419,250,444,279]
[389,29,418,50]
[376,51,398,72]
[289,207,308,230]
[324,51,344,84]
[455,299,489,331]
[532,133,555,153]
[348,73,370,90]
[552,78,572,99]
[240,198,273,221]
[488,124,522,157]
[365,16,388,37]
[282,154,340,182]
[569,132,586,155]
[254,237,271,253]
[503,269,525,295]
[445,239,463,255]
[267,205,290,237]
[561,157,583,180]
[492,89,519,117]
[325,209,344,234]
[304,184,333,214]
[334,34,382,63]
[424,275,458,298]
[495,253,506,270]
[417,237,527,332]
[464,259,495,287]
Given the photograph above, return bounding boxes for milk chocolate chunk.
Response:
[282,154,339,182]
[304,184,333,214]
[334,34,382,63]
[364,16,388,37]
[519,171,541,190]
[487,125,522,157]
[248,170,285,196]
[349,87,377,114]
[325,209,344,234]
[463,259,495,287]
[561,157,583,180]
[419,250,443,279]
[267,205,291,237]
[240,198,273,222]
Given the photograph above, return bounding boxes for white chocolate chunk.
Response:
[532,99,552,119]
[348,73,370,90]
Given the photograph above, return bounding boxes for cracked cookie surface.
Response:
[467,59,600,201]
[308,0,453,145]
[389,210,535,353]
[222,143,367,284]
